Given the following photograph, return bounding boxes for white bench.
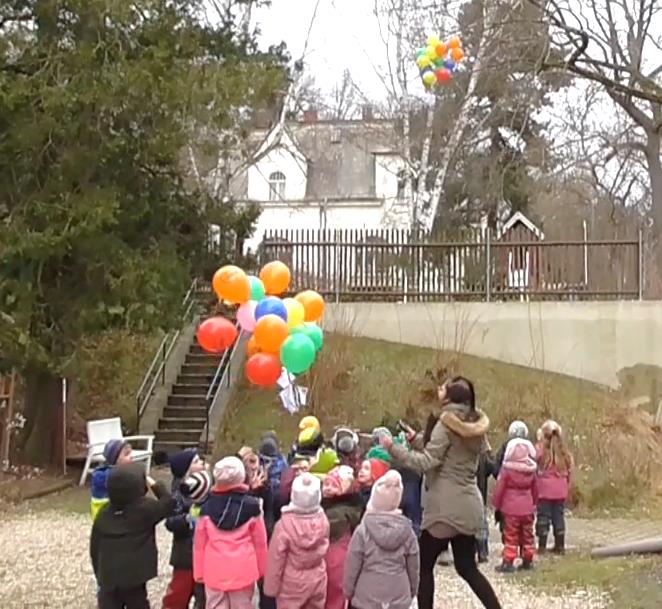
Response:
[79,417,154,486]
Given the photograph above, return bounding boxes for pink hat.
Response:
[367,470,403,513]
[503,438,537,473]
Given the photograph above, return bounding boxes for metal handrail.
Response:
[204,325,243,453]
[135,278,200,427]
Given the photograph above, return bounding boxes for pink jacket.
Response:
[492,470,538,517]
[535,443,571,501]
[264,508,330,604]
[193,489,268,592]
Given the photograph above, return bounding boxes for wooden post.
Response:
[0,370,16,466]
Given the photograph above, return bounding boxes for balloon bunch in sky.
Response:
[415,35,465,89]
[196,261,325,388]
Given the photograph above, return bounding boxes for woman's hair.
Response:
[539,426,573,473]
[423,376,477,443]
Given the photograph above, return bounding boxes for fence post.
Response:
[334,230,340,304]
[638,228,644,301]
[485,228,492,302]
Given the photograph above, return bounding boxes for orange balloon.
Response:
[246,335,260,357]
[448,36,461,49]
[212,265,250,304]
[259,261,291,295]
[294,290,325,322]
[451,47,464,62]
[435,43,447,58]
[254,314,289,354]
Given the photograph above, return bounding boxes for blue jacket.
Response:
[90,465,112,520]
[165,477,195,570]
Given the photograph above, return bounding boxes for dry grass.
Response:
[217,334,662,513]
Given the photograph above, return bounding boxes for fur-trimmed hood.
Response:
[440,403,490,438]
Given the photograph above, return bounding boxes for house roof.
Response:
[498,211,544,240]
[237,119,400,200]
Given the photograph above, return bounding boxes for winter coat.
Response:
[193,486,268,592]
[90,463,175,589]
[492,470,538,517]
[322,493,363,543]
[165,477,194,570]
[344,512,419,609]
[389,403,490,537]
[476,451,495,504]
[264,508,330,607]
[535,442,571,501]
[90,465,112,521]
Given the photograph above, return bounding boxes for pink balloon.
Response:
[237,300,257,332]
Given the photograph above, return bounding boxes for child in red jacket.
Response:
[492,439,538,573]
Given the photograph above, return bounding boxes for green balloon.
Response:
[280,334,316,374]
[248,275,265,301]
[290,323,324,351]
[415,48,427,58]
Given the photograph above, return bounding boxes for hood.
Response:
[440,404,490,438]
[107,463,147,510]
[201,488,261,531]
[279,511,329,558]
[363,512,413,551]
[503,438,537,473]
[503,469,536,489]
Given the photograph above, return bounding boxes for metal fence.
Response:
[258,228,643,302]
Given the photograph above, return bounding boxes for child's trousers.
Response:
[163,569,205,609]
[205,585,254,609]
[502,514,535,563]
[98,584,149,609]
[536,500,566,536]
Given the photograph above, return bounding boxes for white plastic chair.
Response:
[79,417,154,486]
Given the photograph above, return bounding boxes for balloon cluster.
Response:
[196,261,325,388]
[415,35,465,89]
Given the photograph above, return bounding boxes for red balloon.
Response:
[245,353,282,387]
[196,317,238,354]
[436,69,452,84]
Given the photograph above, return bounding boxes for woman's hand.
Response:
[379,434,393,449]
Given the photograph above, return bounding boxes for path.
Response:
[3,500,654,609]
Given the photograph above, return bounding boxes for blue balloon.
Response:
[254,296,287,322]
[444,59,456,71]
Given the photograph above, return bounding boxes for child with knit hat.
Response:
[259,432,288,522]
[344,471,420,609]
[90,439,133,521]
[357,447,390,506]
[264,473,330,609]
[164,449,207,609]
[321,466,363,609]
[193,456,268,609]
[332,427,361,473]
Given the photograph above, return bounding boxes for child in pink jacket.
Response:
[535,420,573,554]
[492,438,538,573]
[194,457,268,609]
[264,473,330,609]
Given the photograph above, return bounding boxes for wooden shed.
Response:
[495,211,544,293]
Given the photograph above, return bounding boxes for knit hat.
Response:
[368,458,390,482]
[322,465,355,497]
[366,445,392,464]
[103,439,129,466]
[259,436,280,458]
[367,470,403,513]
[371,426,393,446]
[168,449,198,479]
[287,472,322,513]
[508,420,529,440]
[503,438,537,473]
[213,456,246,487]
[309,448,339,475]
[180,470,213,503]
[332,427,359,455]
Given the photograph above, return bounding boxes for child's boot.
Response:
[520,559,534,571]
[477,539,489,564]
[495,561,516,574]
[538,535,548,555]
[552,533,565,555]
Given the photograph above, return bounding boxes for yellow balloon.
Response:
[422,71,437,86]
[283,297,305,328]
[416,55,432,69]
[427,36,441,48]
[426,45,438,61]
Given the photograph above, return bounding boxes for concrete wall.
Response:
[323,301,662,388]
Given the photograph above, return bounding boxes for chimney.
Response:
[303,108,318,123]
[362,104,374,121]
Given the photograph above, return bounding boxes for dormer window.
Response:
[268,171,286,201]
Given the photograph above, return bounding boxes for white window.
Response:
[268,171,286,201]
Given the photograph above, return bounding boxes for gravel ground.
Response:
[0,509,608,609]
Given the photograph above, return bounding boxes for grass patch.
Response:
[23,485,90,515]
[523,553,662,609]
[216,334,662,512]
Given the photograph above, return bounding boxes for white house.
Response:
[231,110,409,253]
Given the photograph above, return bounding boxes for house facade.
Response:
[232,111,409,253]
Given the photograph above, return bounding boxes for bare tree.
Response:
[530,0,662,260]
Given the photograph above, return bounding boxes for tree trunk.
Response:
[20,367,63,466]
[646,133,662,282]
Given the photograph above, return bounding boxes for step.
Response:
[176,373,216,385]
[163,406,208,419]
[159,417,207,430]
[154,439,202,453]
[181,363,219,375]
[185,352,223,364]
[167,395,208,407]
[171,384,208,396]
[155,429,203,443]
